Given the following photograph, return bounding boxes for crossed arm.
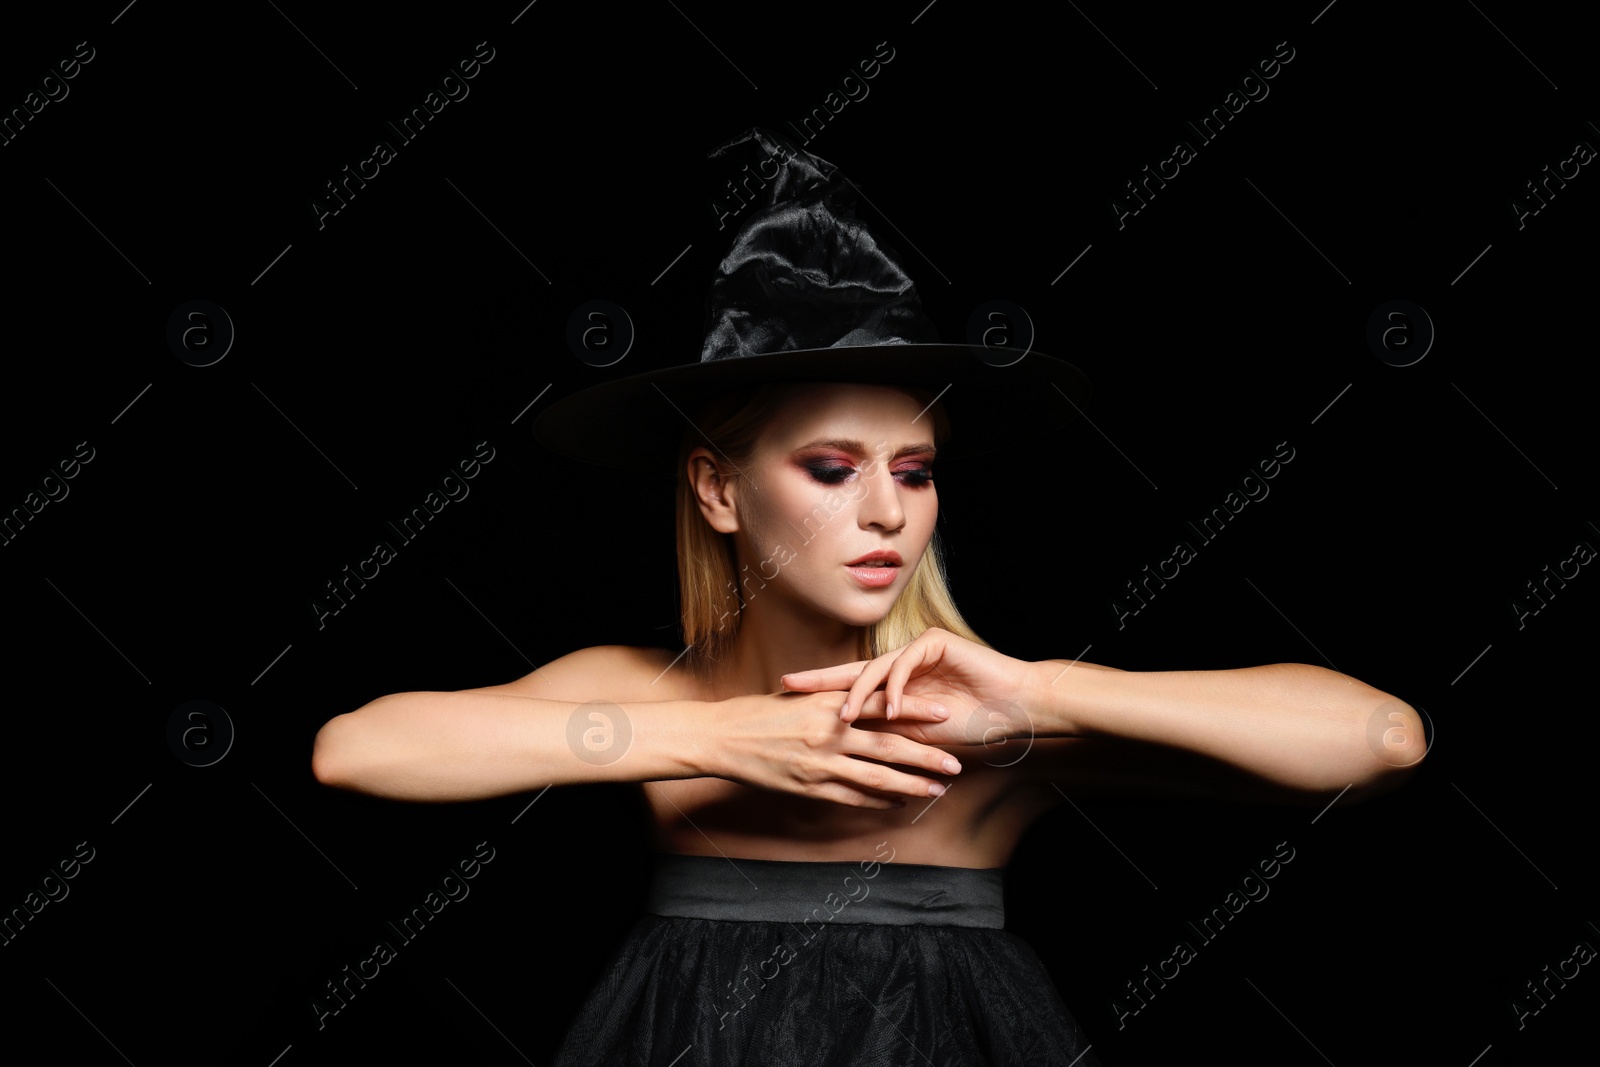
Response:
[786,636,1428,806]
[310,645,964,806]
[1024,658,1424,802]
[313,636,1427,809]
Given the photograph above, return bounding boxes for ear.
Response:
[688,447,740,534]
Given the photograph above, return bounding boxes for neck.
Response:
[700,596,869,700]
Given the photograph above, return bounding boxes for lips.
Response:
[846,551,902,567]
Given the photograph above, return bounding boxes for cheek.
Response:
[908,488,938,531]
[740,487,814,559]
[908,497,939,561]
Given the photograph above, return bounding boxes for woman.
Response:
[311,129,1425,1064]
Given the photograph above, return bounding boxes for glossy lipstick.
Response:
[845,550,901,588]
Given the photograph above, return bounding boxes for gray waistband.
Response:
[643,852,1006,929]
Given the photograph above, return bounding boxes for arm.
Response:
[1018,658,1426,803]
[310,688,709,802]
[785,632,1426,806]
[311,645,962,805]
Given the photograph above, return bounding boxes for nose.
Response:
[857,463,905,532]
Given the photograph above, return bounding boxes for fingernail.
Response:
[943,758,961,774]
[931,703,949,718]
[928,783,945,797]
[887,703,895,719]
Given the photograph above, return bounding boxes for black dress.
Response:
[551,852,1102,1066]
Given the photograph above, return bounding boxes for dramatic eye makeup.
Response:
[803,462,856,485]
[793,438,936,487]
[892,463,934,486]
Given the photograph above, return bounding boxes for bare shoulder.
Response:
[455,645,689,704]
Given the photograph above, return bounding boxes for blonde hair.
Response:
[674,381,990,673]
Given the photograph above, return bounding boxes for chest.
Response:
[638,762,1052,867]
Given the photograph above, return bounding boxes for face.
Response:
[694,383,939,628]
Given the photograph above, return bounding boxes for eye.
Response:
[895,465,934,486]
[803,462,934,486]
[805,464,855,484]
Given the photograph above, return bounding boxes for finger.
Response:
[814,783,907,810]
[842,651,898,723]
[829,753,952,799]
[780,662,868,691]
[852,690,949,721]
[848,717,939,747]
[839,728,962,781]
[885,635,942,721]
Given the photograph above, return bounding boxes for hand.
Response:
[708,689,963,810]
[780,628,1035,748]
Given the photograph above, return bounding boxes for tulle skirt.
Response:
[551,852,1101,1066]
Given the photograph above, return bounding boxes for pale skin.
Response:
[311,383,1426,868]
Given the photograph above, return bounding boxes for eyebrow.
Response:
[794,437,937,459]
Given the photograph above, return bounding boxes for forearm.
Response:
[311,691,714,801]
[1024,660,1424,796]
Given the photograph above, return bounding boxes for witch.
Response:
[311,128,1425,1065]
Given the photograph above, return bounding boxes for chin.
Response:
[827,590,903,628]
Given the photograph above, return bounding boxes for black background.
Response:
[1,2,1594,1064]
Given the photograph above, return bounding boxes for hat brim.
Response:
[531,344,1092,474]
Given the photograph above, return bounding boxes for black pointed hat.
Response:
[531,128,1090,472]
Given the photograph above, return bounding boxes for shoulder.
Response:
[456,645,688,704]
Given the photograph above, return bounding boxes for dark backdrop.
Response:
[2,2,1593,1065]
